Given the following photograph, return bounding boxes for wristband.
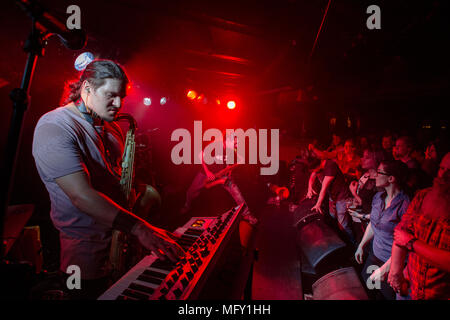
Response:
[112,210,138,234]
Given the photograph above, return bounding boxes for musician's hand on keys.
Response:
[132,221,185,262]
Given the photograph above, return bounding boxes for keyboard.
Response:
[98,204,244,300]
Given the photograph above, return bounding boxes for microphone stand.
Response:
[0,17,47,260]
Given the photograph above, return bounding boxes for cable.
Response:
[309,0,333,61]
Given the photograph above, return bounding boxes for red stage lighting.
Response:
[227,100,236,109]
[197,94,205,101]
[187,90,197,100]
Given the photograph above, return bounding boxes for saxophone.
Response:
[108,113,139,281]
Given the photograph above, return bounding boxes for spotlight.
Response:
[187,90,197,100]
[74,52,94,71]
[160,97,167,105]
[143,97,152,106]
[196,94,207,104]
[227,100,236,109]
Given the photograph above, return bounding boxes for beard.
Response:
[421,172,450,220]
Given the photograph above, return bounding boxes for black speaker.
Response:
[293,198,348,276]
[312,267,368,300]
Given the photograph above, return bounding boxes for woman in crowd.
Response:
[353,160,410,300]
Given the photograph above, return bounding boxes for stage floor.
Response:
[251,204,303,300]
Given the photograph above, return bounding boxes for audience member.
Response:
[328,133,344,153]
[353,160,410,300]
[348,169,378,243]
[306,159,356,245]
[421,139,448,178]
[388,152,450,300]
[308,134,343,161]
[336,139,361,180]
[309,137,361,180]
[357,136,370,157]
[381,133,395,161]
[394,136,430,196]
[393,136,419,169]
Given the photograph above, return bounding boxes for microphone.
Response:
[15,0,87,50]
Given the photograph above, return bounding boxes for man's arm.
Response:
[309,144,337,160]
[413,241,450,272]
[311,175,334,214]
[306,171,318,198]
[388,244,408,293]
[394,228,450,273]
[199,150,215,181]
[55,171,184,261]
[55,171,125,227]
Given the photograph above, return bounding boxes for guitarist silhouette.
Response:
[180,133,258,225]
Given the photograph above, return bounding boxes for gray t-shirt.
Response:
[32,106,125,279]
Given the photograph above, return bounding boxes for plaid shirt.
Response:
[396,188,450,300]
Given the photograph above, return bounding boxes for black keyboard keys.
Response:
[129,283,155,295]
[137,273,163,285]
[122,289,149,300]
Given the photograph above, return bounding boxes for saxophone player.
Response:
[32,60,184,299]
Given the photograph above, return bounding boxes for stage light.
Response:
[126,84,132,94]
[216,99,221,105]
[160,97,167,105]
[187,90,197,100]
[227,100,236,109]
[74,52,94,71]
[143,97,152,106]
[196,94,207,104]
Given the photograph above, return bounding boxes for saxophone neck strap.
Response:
[75,98,104,127]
